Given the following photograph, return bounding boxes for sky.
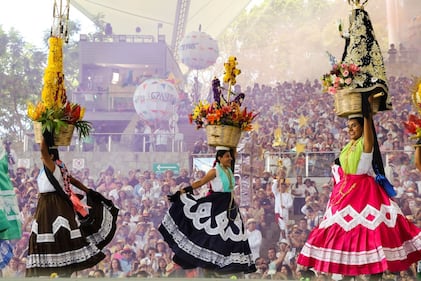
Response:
[0,0,95,48]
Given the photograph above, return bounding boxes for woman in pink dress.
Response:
[297,96,421,280]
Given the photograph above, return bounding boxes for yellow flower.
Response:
[223,56,241,85]
[27,36,92,139]
[79,107,85,121]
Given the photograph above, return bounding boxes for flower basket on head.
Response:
[334,89,381,117]
[27,36,91,146]
[33,121,74,146]
[322,62,383,118]
[206,125,241,148]
[189,56,258,147]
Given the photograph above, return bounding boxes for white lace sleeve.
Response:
[331,164,341,183]
[356,152,373,175]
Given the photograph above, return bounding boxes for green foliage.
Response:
[0,27,45,141]
[0,19,83,142]
[36,106,92,139]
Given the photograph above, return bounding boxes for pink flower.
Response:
[321,62,360,94]
[334,76,341,83]
[349,64,360,74]
[328,86,337,94]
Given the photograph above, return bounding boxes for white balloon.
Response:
[178,31,219,70]
[133,79,178,121]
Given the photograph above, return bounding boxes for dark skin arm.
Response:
[40,136,89,193]
[181,148,236,193]
[363,95,374,153]
[70,176,89,193]
[181,169,216,193]
[40,138,55,173]
[415,146,421,172]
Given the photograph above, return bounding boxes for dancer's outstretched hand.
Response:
[182,186,193,194]
[167,191,181,203]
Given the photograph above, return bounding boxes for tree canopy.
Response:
[0,21,82,143]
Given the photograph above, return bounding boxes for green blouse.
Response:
[339,137,363,174]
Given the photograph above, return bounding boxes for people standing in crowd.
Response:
[159,146,256,277]
[192,138,206,154]
[291,175,306,216]
[266,246,287,277]
[276,238,296,269]
[119,246,134,274]
[134,119,152,152]
[259,197,281,259]
[142,121,153,152]
[154,122,170,152]
[109,258,125,278]
[271,177,293,239]
[303,178,319,196]
[246,218,262,262]
[175,168,191,185]
[278,264,294,280]
[252,257,269,279]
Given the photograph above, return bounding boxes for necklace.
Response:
[341,137,361,174]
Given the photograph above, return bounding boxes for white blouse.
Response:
[37,166,65,193]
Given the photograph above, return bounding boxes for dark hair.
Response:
[279,264,293,279]
[214,148,235,171]
[48,148,60,161]
[215,149,229,162]
[349,116,364,127]
[94,269,105,277]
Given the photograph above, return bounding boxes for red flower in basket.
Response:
[404,114,421,139]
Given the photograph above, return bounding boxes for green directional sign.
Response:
[153,163,180,175]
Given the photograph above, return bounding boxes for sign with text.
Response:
[153,163,179,175]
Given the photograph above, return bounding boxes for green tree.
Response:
[0,20,83,143]
[0,26,45,142]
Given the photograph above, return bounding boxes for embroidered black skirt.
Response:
[26,191,118,277]
[80,190,119,250]
[159,192,256,274]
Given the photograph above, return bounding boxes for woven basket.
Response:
[334,89,380,117]
[33,121,75,146]
[206,125,242,148]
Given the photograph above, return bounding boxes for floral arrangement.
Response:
[404,78,421,139]
[321,62,360,94]
[403,114,421,139]
[188,56,257,131]
[27,37,91,139]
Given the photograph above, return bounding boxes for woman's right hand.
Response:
[167,191,181,203]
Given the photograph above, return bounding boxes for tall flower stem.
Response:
[227,81,232,104]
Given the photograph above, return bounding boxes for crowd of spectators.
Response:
[2,74,421,279]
